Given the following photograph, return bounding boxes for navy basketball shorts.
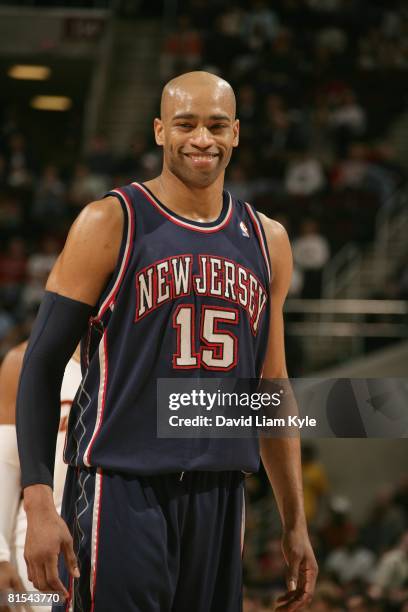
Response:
[53,466,246,612]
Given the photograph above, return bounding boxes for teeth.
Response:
[189,155,215,161]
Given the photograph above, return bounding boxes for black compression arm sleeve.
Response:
[16,291,94,489]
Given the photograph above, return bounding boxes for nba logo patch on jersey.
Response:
[240,221,250,238]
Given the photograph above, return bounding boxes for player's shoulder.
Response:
[66,196,124,257]
[257,212,289,245]
[76,196,124,230]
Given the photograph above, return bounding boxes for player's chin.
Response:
[194,169,223,187]
[183,163,223,184]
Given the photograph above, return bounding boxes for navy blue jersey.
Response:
[64,182,271,474]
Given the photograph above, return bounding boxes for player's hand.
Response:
[0,561,26,612]
[274,525,318,611]
[24,504,79,599]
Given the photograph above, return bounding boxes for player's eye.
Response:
[177,123,194,129]
[210,124,227,130]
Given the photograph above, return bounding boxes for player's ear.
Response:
[154,118,165,146]
[232,119,239,148]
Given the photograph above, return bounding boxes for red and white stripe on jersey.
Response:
[83,333,108,467]
[245,203,271,283]
[90,468,103,612]
[97,188,135,319]
[132,182,233,233]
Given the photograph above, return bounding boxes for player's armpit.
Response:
[46,196,124,306]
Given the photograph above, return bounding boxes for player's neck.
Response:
[145,170,225,223]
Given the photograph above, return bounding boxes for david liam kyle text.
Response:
[168,415,317,428]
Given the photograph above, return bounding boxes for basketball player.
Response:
[0,343,81,612]
[16,72,317,611]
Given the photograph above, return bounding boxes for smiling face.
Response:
[154,72,239,188]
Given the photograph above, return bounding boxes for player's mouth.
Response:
[183,152,219,167]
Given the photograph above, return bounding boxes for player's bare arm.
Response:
[259,215,318,611]
[0,345,27,601]
[46,196,123,304]
[20,196,123,596]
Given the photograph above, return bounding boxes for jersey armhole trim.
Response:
[244,203,272,283]
[96,188,135,319]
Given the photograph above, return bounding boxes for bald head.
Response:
[154,71,239,188]
[160,71,236,120]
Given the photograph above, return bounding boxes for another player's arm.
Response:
[16,197,123,596]
[258,215,318,611]
[0,345,27,600]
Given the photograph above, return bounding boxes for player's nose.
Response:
[189,126,215,148]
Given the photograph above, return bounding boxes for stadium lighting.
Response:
[8,65,51,80]
[30,95,72,111]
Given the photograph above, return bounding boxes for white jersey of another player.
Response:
[0,350,81,611]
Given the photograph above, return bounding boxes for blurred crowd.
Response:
[161,0,408,296]
[1,0,408,358]
[243,444,408,611]
[0,3,407,610]
[0,126,146,359]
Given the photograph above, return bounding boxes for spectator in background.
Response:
[324,530,376,586]
[369,530,408,605]
[0,237,27,311]
[302,443,329,526]
[236,84,258,144]
[32,164,66,225]
[68,162,108,210]
[20,235,59,314]
[360,486,407,556]
[394,475,408,518]
[204,10,248,75]
[331,142,367,190]
[5,133,34,189]
[225,164,253,202]
[256,538,287,592]
[308,583,343,611]
[0,308,14,342]
[0,105,20,146]
[308,96,336,168]
[160,14,203,79]
[332,143,397,210]
[0,154,7,188]
[292,219,330,298]
[345,593,383,612]
[319,496,357,558]
[243,0,280,52]
[0,191,23,235]
[264,27,300,80]
[285,149,326,196]
[85,134,114,178]
[287,265,304,297]
[316,27,348,57]
[359,22,408,71]
[139,149,162,181]
[261,95,296,179]
[116,134,148,183]
[329,89,366,156]
[306,0,342,13]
